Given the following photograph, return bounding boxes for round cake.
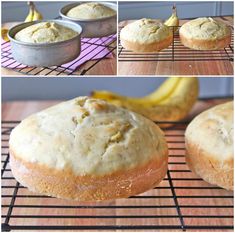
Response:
[185,101,233,190]
[120,18,173,52]
[14,22,78,43]
[9,97,168,201]
[179,17,231,50]
[66,2,116,20]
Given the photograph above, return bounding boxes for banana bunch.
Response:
[25,1,43,22]
[1,2,43,42]
[91,77,199,128]
[164,5,179,32]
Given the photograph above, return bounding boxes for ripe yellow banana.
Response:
[1,28,10,42]
[91,77,199,127]
[92,77,181,107]
[25,1,43,22]
[24,2,34,22]
[164,5,179,32]
[32,8,43,21]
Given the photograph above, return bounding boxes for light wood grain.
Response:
[118,16,234,76]
[2,99,233,231]
[1,22,117,76]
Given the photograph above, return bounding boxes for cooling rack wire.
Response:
[2,118,233,231]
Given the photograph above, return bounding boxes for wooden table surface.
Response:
[118,16,234,76]
[1,22,117,77]
[2,98,233,231]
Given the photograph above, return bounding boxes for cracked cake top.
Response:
[66,2,116,20]
[14,22,78,44]
[179,17,231,40]
[120,18,172,45]
[9,97,167,176]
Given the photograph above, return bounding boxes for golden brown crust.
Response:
[179,32,231,50]
[185,139,233,190]
[121,34,173,52]
[10,147,168,201]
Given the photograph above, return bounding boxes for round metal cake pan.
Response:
[60,2,117,38]
[8,20,82,67]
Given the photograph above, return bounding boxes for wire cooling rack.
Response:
[1,34,116,76]
[118,26,234,62]
[1,120,233,231]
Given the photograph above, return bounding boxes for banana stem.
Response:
[172,4,177,16]
[28,1,35,11]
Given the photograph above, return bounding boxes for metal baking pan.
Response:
[8,20,82,67]
[60,2,117,38]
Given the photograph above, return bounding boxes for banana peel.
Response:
[164,4,179,33]
[91,77,199,128]
[25,1,43,22]
[24,2,34,22]
[94,78,181,107]
[1,28,9,42]
[32,8,43,21]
